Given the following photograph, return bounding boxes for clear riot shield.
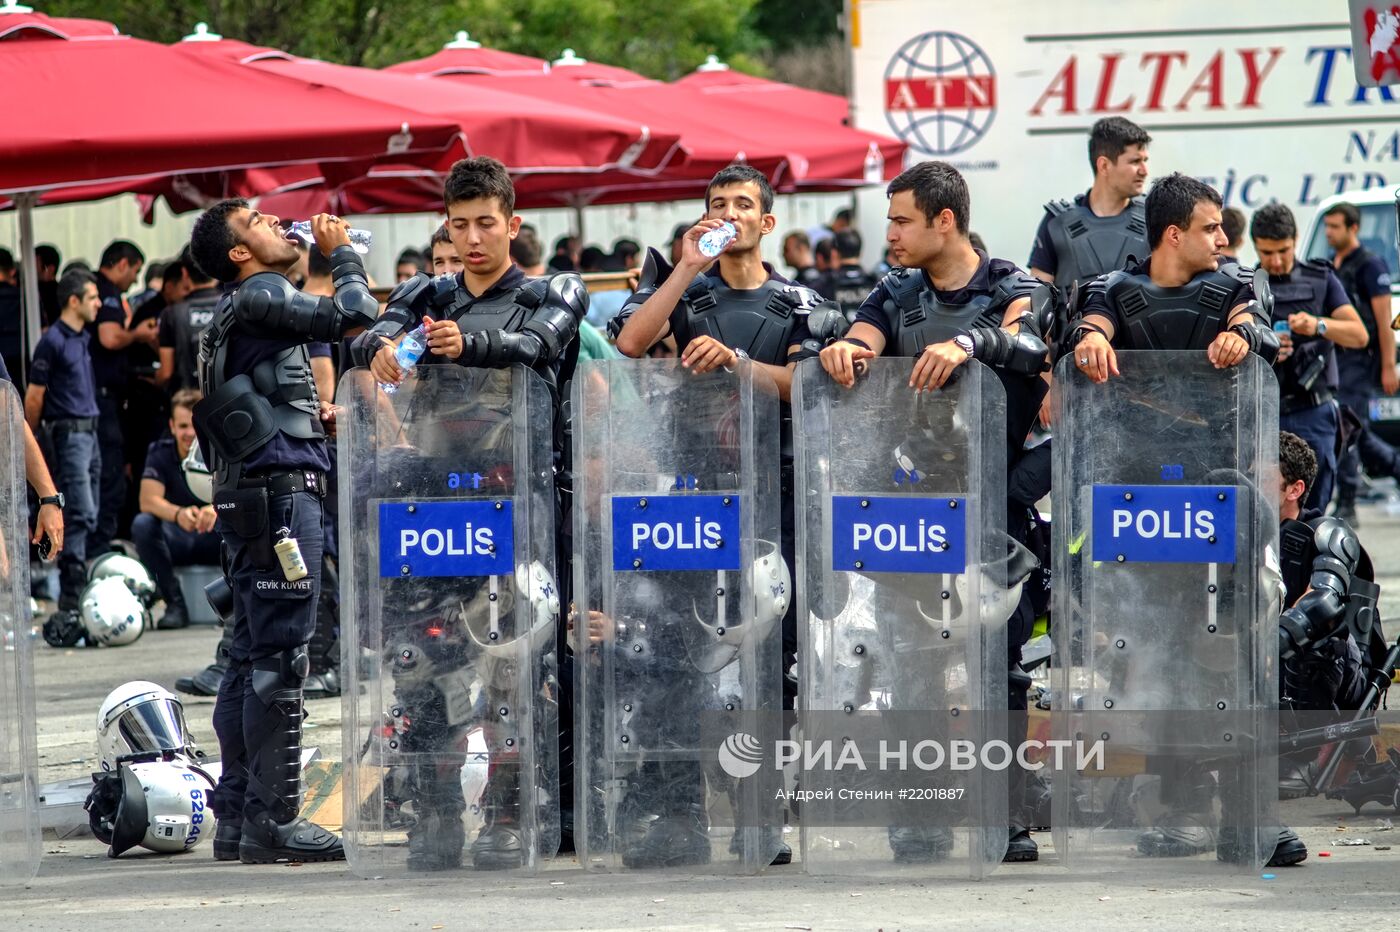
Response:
[0,384,38,885]
[339,365,560,876]
[794,357,1010,878]
[573,358,785,874]
[1051,352,1279,873]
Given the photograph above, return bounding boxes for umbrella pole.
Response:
[16,192,40,386]
[571,201,586,244]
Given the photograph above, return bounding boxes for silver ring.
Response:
[1079,357,1088,365]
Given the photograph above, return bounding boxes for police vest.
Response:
[671,274,818,366]
[1102,266,1250,351]
[1333,248,1382,380]
[825,266,880,312]
[1270,260,1338,404]
[197,285,321,485]
[879,267,1012,357]
[1044,196,1148,293]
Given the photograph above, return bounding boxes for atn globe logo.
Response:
[717,732,764,779]
[884,31,997,156]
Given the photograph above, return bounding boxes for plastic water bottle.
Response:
[698,221,737,258]
[285,220,373,255]
[381,325,427,395]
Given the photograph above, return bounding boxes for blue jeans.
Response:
[48,423,100,598]
[130,512,221,604]
[94,393,126,554]
[1281,401,1340,513]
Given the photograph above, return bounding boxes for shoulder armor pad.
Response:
[783,283,828,311]
[1309,515,1362,571]
[635,247,674,296]
[542,272,589,322]
[427,273,461,307]
[1045,198,1075,217]
[992,268,1043,305]
[230,272,296,324]
[881,267,922,309]
[386,271,433,311]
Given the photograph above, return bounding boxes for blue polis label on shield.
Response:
[832,496,967,574]
[378,500,514,577]
[612,494,742,572]
[1091,485,1236,564]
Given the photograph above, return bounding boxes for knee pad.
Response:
[250,645,310,703]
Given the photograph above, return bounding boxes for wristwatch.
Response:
[953,334,976,359]
[1316,318,1329,337]
[38,493,64,510]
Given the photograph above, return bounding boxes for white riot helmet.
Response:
[97,681,203,771]
[462,560,560,657]
[80,576,147,647]
[182,438,213,505]
[89,552,158,606]
[86,757,217,856]
[689,539,791,674]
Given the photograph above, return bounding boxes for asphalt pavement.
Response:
[7,496,1400,930]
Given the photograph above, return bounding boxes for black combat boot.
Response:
[177,625,233,696]
[1136,766,1216,857]
[237,648,344,864]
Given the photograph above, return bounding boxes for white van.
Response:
[1299,190,1399,441]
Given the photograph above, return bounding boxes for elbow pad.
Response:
[521,274,587,363]
[328,246,380,332]
[1229,315,1280,364]
[968,326,1049,376]
[1279,516,1360,659]
[347,273,431,367]
[807,303,851,343]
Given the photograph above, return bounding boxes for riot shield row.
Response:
[336,352,1279,878]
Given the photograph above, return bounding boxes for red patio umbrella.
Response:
[384,30,548,77]
[676,56,851,126]
[0,6,117,39]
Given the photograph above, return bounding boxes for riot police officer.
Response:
[817,230,880,316]
[610,164,826,866]
[188,202,378,864]
[1070,173,1279,381]
[813,160,1052,863]
[1029,118,1151,299]
[350,157,586,870]
[1250,203,1368,512]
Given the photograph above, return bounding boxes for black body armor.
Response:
[1098,263,1256,351]
[1270,259,1338,409]
[1043,196,1148,293]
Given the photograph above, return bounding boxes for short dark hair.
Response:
[60,260,91,277]
[1145,173,1222,250]
[833,207,853,224]
[1088,117,1151,172]
[189,198,250,284]
[1279,431,1318,492]
[814,238,835,264]
[553,234,577,255]
[706,165,775,214]
[430,223,452,248]
[180,245,213,285]
[99,239,144,270]
[0,248,13,275]
[887,160,970,233]
[396,248,425,271]
[57,270,95,310]
[612,237,641,264]
[144,260,166,288]
[579,245,607,272]
[1323,202,1361,229]
[35,244,60,271]
[783,230,810,250]
[170,387,203,414]
[1249,202,1297,243]
[1220,207,1246,248]
[307,244,333,278]
[832,229,862,259]
[443,156,514,215]
[669,222,692,245]
[160,258,185,286]
[510,225,541,268]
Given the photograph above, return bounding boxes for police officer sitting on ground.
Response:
[131,388,221,630]
[1276,430,1376,809]
[352,156,587,871]
[1029,117,1150,299]
[1250,203,1367,513]
[188,203,378,864]
[812,160,1052,864]
[1326,202,1400,525]
[27,271,102,619]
